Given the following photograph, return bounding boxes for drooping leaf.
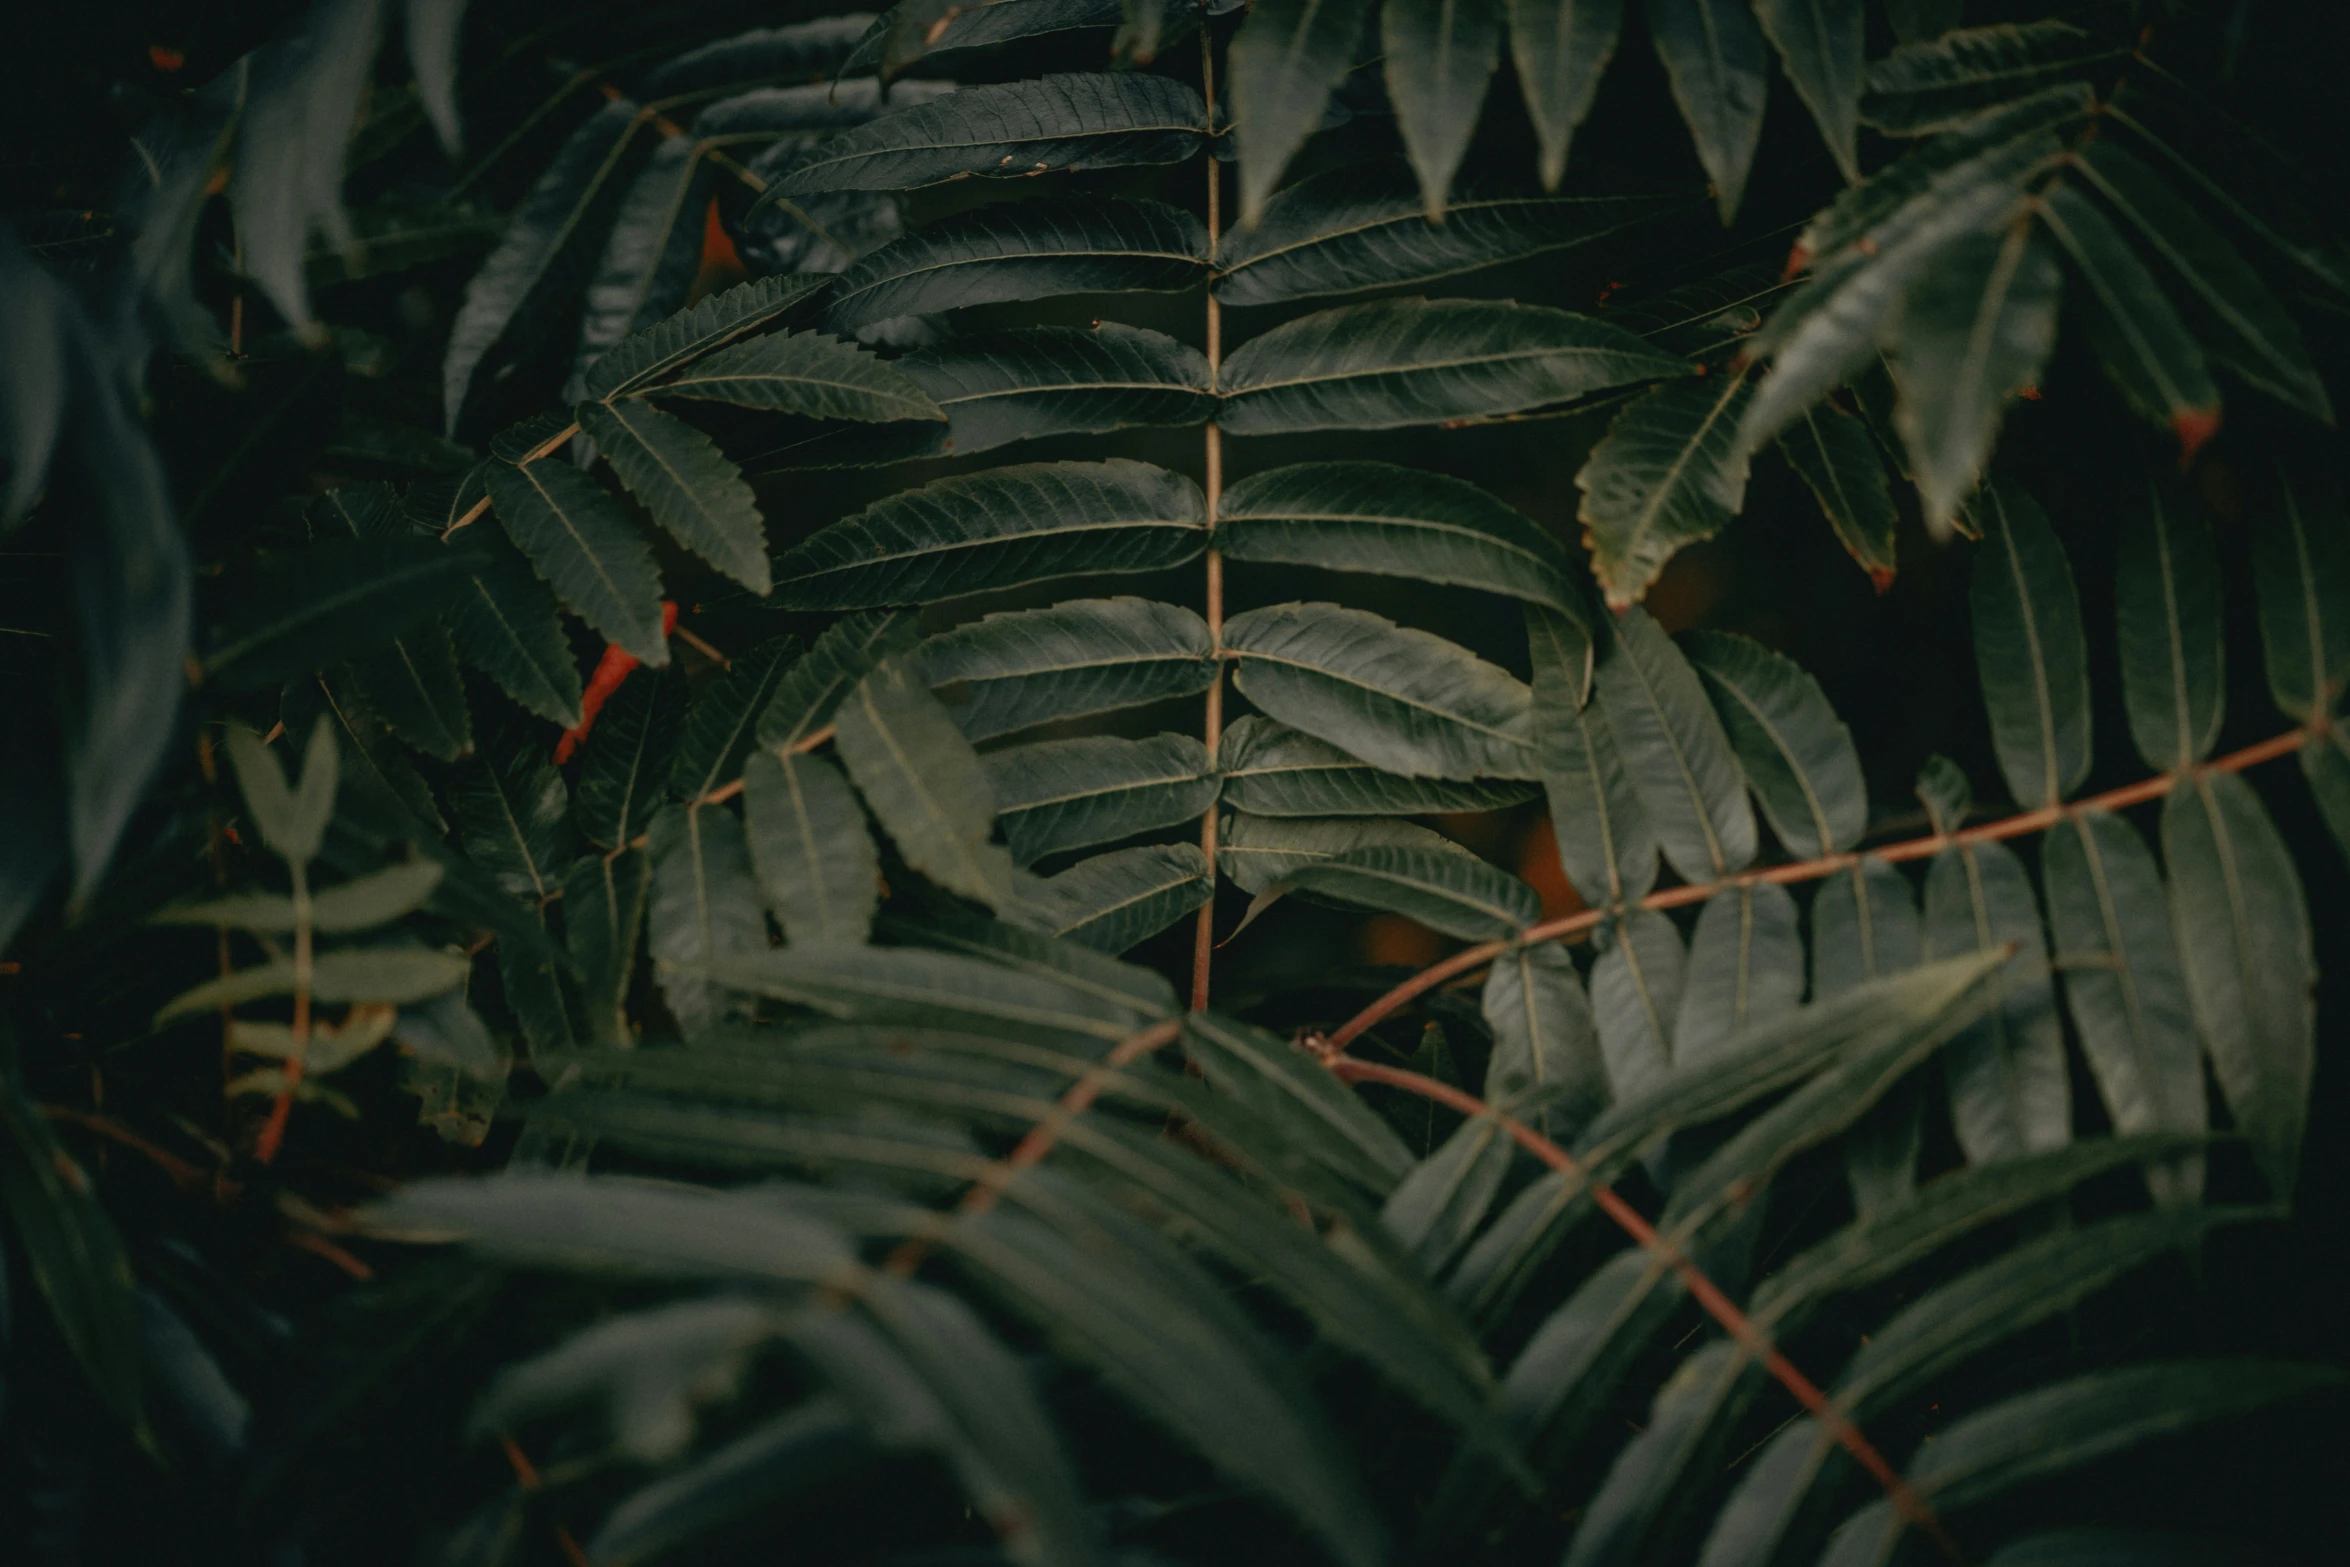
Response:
[669,635,803,802]
[1383,1113,1516,1277]
[919,597,1217,743]
[1218,462,1577,613]
[448,746,575,903]
[1671,883,1804,1070]
[484,458,669,666]
[2037,182,2220,443]
[583,273,833,401]
[824,197,1208,333]
[1218,715,1535,817]
[1223,602,1536,780]
[204,538,480,688]
[756,610,922,751]
[1577,370,1752,608]
[1383,0,1504,219]
[1811,855,1924,1214]
[1482,941,1608,1138]
[1528,605,1658,907]
[1509,0,1625,190]
[1923,837,2069,1165]
[646,805,764,1034]
[706,943,1150,1047]
[448,557,584,726]
[1755,0,1864,181]
[577,399,769,593]
[772,73,1206,197]
[1019,843,1213,953]
[1593,608,1757,880]
[774,459,1207,610]
[986,734,1217,866]
[1969,482,2090,808]
[1684,629,1866,857]
[1889,223,2063,533]
[565,850,652,1047]
[1218,811,1476,895]
[834,657,1015,911]
[1778,404,1898,587]
[1219,297,1684,435]
[2249,463,2350,723]
[1589,907,1686,1101]
[898,324,1213,456]
[1287,845,1541,941]
[1212,158,1680,306]
[1227,0,1378,225]
[1648,0,1770,221]
[645,329,945,423]
[573,666,686,849]
[741,750,878,947]
[1859,19,2110,137]
[2116,478,2224,772]
[879,903,1177,1017]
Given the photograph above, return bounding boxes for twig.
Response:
[1191,22,1226,1015]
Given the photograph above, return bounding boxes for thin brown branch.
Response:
[1191,22,1226,1014]
[443,422,580,539]
[1324,727,2311,1053]
[1328,1058,1966,1564]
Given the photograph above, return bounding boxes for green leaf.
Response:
[2163,774,2314,1199]
[1384,0,1504,219]
[1649,0,1769,221]
[576,399,768,593]
[1289,845,1540,941]
[1756,0,1864,181]
[899,324,1213,456]
[1183,1009,1418,1192]
[484,457,668,666]
[2072,140,2332,422]
[1778,405,1897,586]
[1672,884,1804,1070]
[2116,479,2224,772]
[756,610,922,751]
[1970,482,2090,808]
[2037,183,2220,443]
[353,617,472,761]
[1577,370,1752,608]
[1218,715,1534,817]
[156,947,472,1021]
[584,1399,871,1567]
[449,557,584,727]
[1923,837,2069,1164]
[317,674,445,834]
[155,861,444,934]
[669,635,803,801]
[645,804,763,1035]
[1212,158,1679,306]
[1528,606,1657,907]
[204,538,481,689]
[2250,464,2350,722]
[1684,629,1866,856]
[703,944,1149,1045]
[985,734,1215,867]
[1019,842,1212,953]
[1811,856,1925,1214]
[0,1082,144,1431]
[823,196,1208,333]
[741,751,878,947]
[1860,20,2109,137]
[1383,1112,1515,1275]
[583,274,833,400]
[775,459,1207,611]
[449,746,575,903]
[566,849,652,1047]
[575,665,685,850]
[1219,297,1685,435]
[1223,602,1536,780]
[645,328,945,423]
[1915,752,1971,835]
[835,657,1015,911]
[1509,0,1624,190]
[1482,941,1607,1137]
[1564,1338,1755,1567]
[1594,608,1757,880]
[773,72,1205,197]
[1589,908,1686,1101]
[1218,811,1475,895]
[1218,462,1578,613]
[1889,224,2063,533]
[1227,0,1377,225]
[878,903,1177,1017]
[2043,809,2209,1204]
[224,719,338,864]
[572,137,714,393]
[920,597,1217,743]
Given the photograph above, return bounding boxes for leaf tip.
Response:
[1867,567,1896,595]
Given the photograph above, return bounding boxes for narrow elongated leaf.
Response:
[2250,465,2350,722]
[1890,224,2063,533]
[1564,1339,1754,1567]
[1778,405,1897,586]
[1218,462,1577,613]
[2116,480,2224,772]
[484,458,668,665]
[571,136,711,392]
[1220,297,1684,435]
[1756,0,1864,181]
[1218,715,1533,817]
[1223,602,1536,780]
[1970,482,2090,808]
[1228,0,1377,225]
[584,273,832,400]
[1684,629,1865,856]
[1018,842,1211,953]
[836,658,1014,910]
[920,597,1216,743]
[2037,183,2219,442]
[878,904,1176,1017]
[1590,908,1685,1101]
[1924,838,2068,1164]
[1383,1113,1515,1276]
[1578,370,1752,607]
[1649,0,1769,221]
[646,805,762,1033]
[1483,941,1608,1137]
[899,324,1213,455]
[450,748,575,903]
[1594,608,1757,880]
[1213,158,1679,305]
[1811,856,1924,1213]
[1672,883,1804,1070]
[669,635,802,801]
[706,945,1146,1045]
[578,399,768,593]
[1860,20,2108,136]
[741,751,877,946]
[1288,846,1540,941]
[775,459,1207,610]
[986,733,1216,865]
[824,197,1208,332]
[1510,0,1624,189]
[1183,1010,1418,1191]
[1218,812,1473,895]
[1529,606,1658,907]
[204,538,480,688]
[573,665,685,849]
[567,850,650,1046]
[156,948,471,1020]
[2073,140,2331,422]
[773,73,1205,196]
[1384,0,1504,219]
[449,558,584,726]
[2162,774,2314,1199]
[647,329,945,423]
[757,610,921,751]
[156,860,444,933]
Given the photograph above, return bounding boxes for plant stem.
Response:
[1191,20,1225,1013]
[255,856,313,1164]
[1322,724,2314,1053]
